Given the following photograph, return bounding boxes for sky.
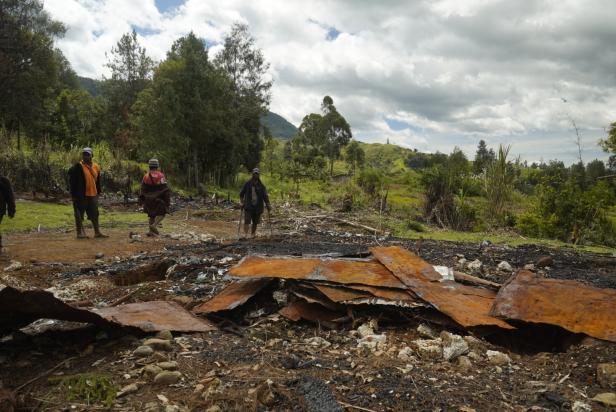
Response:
[43,0,616,165]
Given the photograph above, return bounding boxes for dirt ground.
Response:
[1,203,615,411]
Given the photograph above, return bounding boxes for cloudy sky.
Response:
[43,0,616,164]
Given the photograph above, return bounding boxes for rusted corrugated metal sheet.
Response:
[193,279,272,314]
[0,286,215,334]
[229,256,406,288]
[0,286,114,334]
[312,284,372,302]
[490,270,616,342]
[94,301,216,332]
[279,300,344,322]
[312,283,426,308]
[371,246,513,329]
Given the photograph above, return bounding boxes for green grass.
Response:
[2,200,144,233]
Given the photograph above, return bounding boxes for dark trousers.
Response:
[73,196,99,224]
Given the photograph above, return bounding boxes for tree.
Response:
[321,96,352,176]
[101,30,154,154]
[283,134,326,195]
[132,32,242,187]
[0,0,68,148]
[586,159,607,182]
[215,23,272,171]
[262,126,279,175]
[473,139,495,174]
[344,140,365,175]
[601,122,616,159]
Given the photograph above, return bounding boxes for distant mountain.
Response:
[78,76,101,96]
[261,111,298,140]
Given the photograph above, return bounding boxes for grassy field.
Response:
[2,200,144,233]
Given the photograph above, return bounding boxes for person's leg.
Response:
[243,209,251,237]
[251,212,261,237]
[73,200,88,238]
[151,215,164,235]
[88,196,107,238]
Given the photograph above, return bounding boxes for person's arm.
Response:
[263,186,271,211]
[1,177,15,218]
[239,182,247,207]
[95,165,102,194]
[68,164,79,199]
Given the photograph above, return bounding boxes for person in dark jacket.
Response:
[68,147,107,239]
[139,158,170,236]
[0,174,16,253]
[239,168,271,238]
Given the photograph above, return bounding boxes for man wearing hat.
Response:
[239,168,271,238]
[68,147,107,238]
[139,159,170,236]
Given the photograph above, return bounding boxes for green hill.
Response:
[261,111,298,140]
[78,76,101,96]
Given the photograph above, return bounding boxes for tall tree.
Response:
[344,140,365,176]
[601,122,616,171]
[473,139,495,175]
[0,0,68,148]
[101,30,154,155]
[321,96,352,176]
[215,23,272,171]
[132,32,242,187]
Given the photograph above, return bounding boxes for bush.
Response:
[357,168,386,197]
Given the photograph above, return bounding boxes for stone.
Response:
[457,258,467,268]
[457,356,472,372]
[467,259,483,274]
[486,350,511,365]
[151,352,168,362]
[417,323,438,339]
[193,384,205,394]
[157,361,178,371]
[143,365,163,377]
[571,401,592,412]
[440,331,469,361]
[397,347,414,361]
[523,264,536,271]
[536,256,553,268]
[134,345,154,357]
[3,261,22,272]
[497,261,513,272]
[144,338,173,351]
[144,401,160,412]
[170,295,193,307]
[304,337,331,348]
[154,371,182,385]
[272,291,288,305]
[256,382,276,407]
[412,338,442,359]
[357,320,378,338]
[467,351,482,361]
[155,330,173,341]
[592,392,616,406]
[117,383,139,398]
[205,406,222,412]
[597,363,616,389]
[95,252,104,259]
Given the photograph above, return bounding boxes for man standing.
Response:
[68,147,107,238]
[139,159,170,236]
[239,168,271,238]
[0,174,16,253]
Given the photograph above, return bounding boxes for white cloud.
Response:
[43,0,616,164]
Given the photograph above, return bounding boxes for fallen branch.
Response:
[16,356,78,392]
[327,217,379,234]
[339,401,378,412]
[109,285,144,307]
[453,271,501,289]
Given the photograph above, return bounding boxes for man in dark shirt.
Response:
[239,168,271,238]
[0,174,16,253]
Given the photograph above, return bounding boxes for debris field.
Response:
[1,205,615,411]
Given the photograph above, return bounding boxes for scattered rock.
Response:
[170,295,193,307]
[457,258,467,268]
[592,392,616,407]
[193,384,205,395]
[117,383,139,398]
[155,330,173,341]
[205,406,222,412]
[523,263,536,271]
[134,345,154,357]
[157,361,178,371]
[536,256,553,268]
[144,338,173,352]
[497,261,513,272]
[144,401,159,412]
[486,350,511,365]
[357,320,378,338]
[397,346,414,361]
[572,401,592,412]
[3,261,22,272]
[154,371,182,385]
[304,337,331,348]
[457,356,472,372]
[143,364,163,377]
[597,363,616,389]
[412,338,442,359]
[151,352,168,362]
[272,291,288,305]
[357,334,387,352]
[440,331,469,361]
[95,252,104,259]
[467,259,483,274]
[417,323,438,339]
